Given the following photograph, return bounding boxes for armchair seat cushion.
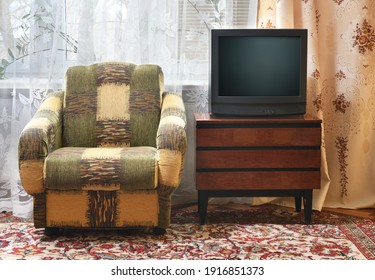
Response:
[45,146,158,191]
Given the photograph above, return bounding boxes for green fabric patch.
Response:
[120,147,157,191]
[130,112,160,147]
[45,147,84,190]
[64,65,98,147]
[65,65,97,95]
[63,114,97,147]
[131,65,163,91]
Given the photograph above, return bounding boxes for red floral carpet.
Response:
[1,206,374,260]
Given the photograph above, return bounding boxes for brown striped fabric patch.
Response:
[64,91,97,116]
[80,148,122,189]
[88,190,117,227]
[33,193,46,228]
[95,63,133,86]
[96,120,131,147]
[129,90,160,113]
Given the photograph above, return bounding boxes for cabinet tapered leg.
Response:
[198,191,208,225]
[303,190,313,224]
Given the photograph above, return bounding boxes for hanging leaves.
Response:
[0,3,78,80]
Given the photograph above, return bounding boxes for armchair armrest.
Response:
[156,91,187,195]
[18,91,64,195]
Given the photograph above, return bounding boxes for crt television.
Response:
[209,28,308,117]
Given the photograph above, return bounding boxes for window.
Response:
[0,0,258,84]
[178,0,257,83]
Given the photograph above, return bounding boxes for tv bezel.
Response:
[209,28,308,117]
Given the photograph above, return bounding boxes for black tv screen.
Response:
[210,29,307,117]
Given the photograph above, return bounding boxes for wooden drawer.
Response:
[196,127,321,147]
[196,149,321,169]
[196,171,321,190]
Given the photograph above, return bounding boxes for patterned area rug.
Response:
[1,205,374,260]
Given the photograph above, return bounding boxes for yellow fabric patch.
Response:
[19,159,44,194]
[117,191,159,227]
[157,149,182,188]
[162,94,184,111]
[24,117,51,131]
[97,84,130,121]
[160,115,185,128]
[81,147,122,159]
[46,191,89,227]
[37,96,62,112]
[154,163,158,188]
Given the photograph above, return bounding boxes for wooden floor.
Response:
[322,207,375,220]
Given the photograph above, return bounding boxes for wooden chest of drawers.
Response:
[195,113,322,224]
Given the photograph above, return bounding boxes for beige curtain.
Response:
[257,0,375,209]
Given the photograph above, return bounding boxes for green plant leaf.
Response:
[0,67,5,79]
[8,48,14,59]
[1,59,9,66]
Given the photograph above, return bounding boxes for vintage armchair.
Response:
[18,62,186,235]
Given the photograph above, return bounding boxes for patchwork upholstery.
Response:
[45,147,158,191]
[18,62,186,232]
[63,63,162,147]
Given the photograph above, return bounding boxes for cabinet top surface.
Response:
[194,113,322,124]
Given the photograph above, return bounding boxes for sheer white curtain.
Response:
[0,0,258,217]
[0,0,68,218]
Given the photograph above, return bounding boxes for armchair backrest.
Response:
[63,62,163,147]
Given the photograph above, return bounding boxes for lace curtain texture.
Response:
[1,0,374,218]
[0,0,258,217]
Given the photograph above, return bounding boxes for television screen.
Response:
[219,36,300,97]
[210,29,307,117]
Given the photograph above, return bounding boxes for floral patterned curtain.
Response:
[0,0,258,217]
[257,0,375,209]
